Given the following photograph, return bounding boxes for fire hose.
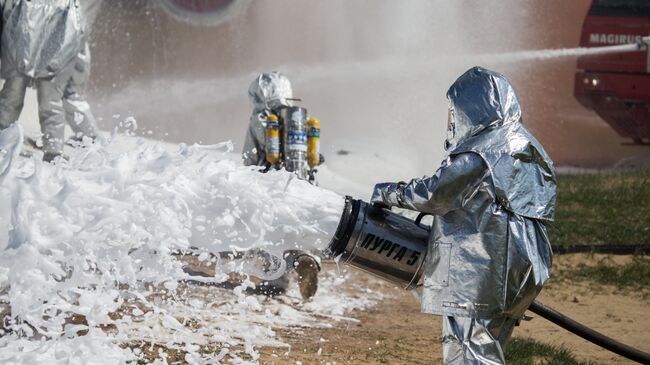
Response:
[551,244,650,255]
[542,246,650,363]
[529,301,650,364]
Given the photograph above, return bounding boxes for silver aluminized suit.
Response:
[241,72,321,300]
[242,71,293,166]
[371,67,556,365]
[0,0,86,158]
[63,0,101,141]
[63,41,99,141]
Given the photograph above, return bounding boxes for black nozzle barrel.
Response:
[326,197,429,289]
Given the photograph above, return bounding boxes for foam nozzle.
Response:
[326,196,357,258]
[325,196,430,289]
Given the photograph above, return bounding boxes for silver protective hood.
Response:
[247,72,293,112]
[243,72,294,166]
[1,0,86,79]
[447,67,556,221]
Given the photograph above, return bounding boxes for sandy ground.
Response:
[519,254,650,365]
[258,254,650,365]
[259,272,442,365]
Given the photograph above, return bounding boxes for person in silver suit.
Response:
[63,0,101,143]
[243,71,294,167]
[371,67,557,364]
[242,72,321,301]
[63,42,100,143]
[0,0,87,161]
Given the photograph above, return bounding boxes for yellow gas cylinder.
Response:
[265,114,281,165]
[307,117,321,168]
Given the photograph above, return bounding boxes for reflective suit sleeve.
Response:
[242,124,262,166]
[371,152,486,215]
[242,112,269,166]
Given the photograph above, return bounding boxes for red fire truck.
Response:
[574,0,650,145]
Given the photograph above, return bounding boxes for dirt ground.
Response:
[519,254,650,365]
[258,254,650,365]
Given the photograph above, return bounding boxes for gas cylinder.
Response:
[264,114,281,165]
[278,106,309,180]
[326,196,430,289]
[307,117,321,168]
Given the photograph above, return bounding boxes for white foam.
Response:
[0,126,381,364]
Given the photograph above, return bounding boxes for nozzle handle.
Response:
[415,212,433,229]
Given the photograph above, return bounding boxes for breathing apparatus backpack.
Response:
[264,105,321,184]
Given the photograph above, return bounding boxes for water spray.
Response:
[486,36,650,64]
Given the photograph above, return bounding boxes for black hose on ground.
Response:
[551,244,650,255]
[529,300,650,364]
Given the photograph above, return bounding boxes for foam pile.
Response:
[0,124,378,364]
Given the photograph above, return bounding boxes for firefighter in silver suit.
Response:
[63,39,100,143]
[63,0,102,142]
[371,67,556,364]
[243,71,294,167]
[243,72,321,301]
[0,0,86,161]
